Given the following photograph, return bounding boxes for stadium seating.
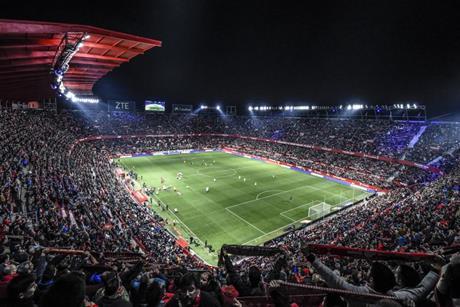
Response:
[1,109,459,306]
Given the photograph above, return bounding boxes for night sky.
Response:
[2,1,460,117]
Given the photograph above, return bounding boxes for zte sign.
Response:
[108,101,134,112]
[115,101,131,110]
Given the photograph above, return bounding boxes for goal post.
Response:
[308,202,332,220]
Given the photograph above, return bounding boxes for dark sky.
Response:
[3,1,460,116]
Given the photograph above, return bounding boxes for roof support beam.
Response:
[80,41,146,54]
[0,59,52,68]
[0,51,56,61]
[0,72,48,80]
[0,67,49,75]
[74,53,129,62]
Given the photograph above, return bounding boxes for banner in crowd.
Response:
[305,244,444,263]
[218,244,283,266]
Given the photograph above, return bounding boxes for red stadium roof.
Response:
[0,19,161,100]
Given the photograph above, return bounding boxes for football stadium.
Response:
[116,151,370,263]
[1,3,460,307]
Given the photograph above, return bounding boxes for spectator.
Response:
[166,273,220,307]
[435,254,460,307]
[6,273,36,307]
[93,271,132,307]
[304,250,440,306]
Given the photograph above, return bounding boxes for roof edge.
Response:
[0,19,161,47]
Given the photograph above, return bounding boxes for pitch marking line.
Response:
[242,196,368,246]
[226,182,331,211]
[225,208,266,235]
[226,185,311,210]
[278,200,321,222]
[151,193,208,249]
[279,200,319,214]
[242,214,313,246]
[303,183,356,198]
[279,200,321,222]
[171,176,268,239]
[117,173,216,263]
[279,214,296,222]
[256,190,284,200]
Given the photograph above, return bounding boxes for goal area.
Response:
[308,202,332,220]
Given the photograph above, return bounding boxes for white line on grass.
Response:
[151,193,208,248]
[303,183,352,198]
[256,190,284,200]
[169,176,267,239]
[115,172,215,263]
[279,200,321,222]
[279,214,296,222]
[279,200,319,214]
[225,208,266,235]
[226,183,328,210]
[242,215,311,246]
[241,192,368,246]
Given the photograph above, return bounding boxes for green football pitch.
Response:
[116,151,371,264]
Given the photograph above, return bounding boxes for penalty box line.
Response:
[226,185,312,210]
[242,195,368,246]
[242,201,327,246]
[226,182,332,211]
[223,184,336,232]
[279,200,321,222]
[225,207,266,235]
[242,213,313,246]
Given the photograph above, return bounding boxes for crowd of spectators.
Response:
[405,124,460,164]
[0,109,459,306]
[80,111,460,164]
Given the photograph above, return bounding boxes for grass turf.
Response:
[116,151,371,264]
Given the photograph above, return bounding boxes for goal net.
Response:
[308,202,332,220]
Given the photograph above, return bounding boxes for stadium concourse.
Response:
[0,109,459,307]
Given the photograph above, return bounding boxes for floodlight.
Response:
[65,91,75,100]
